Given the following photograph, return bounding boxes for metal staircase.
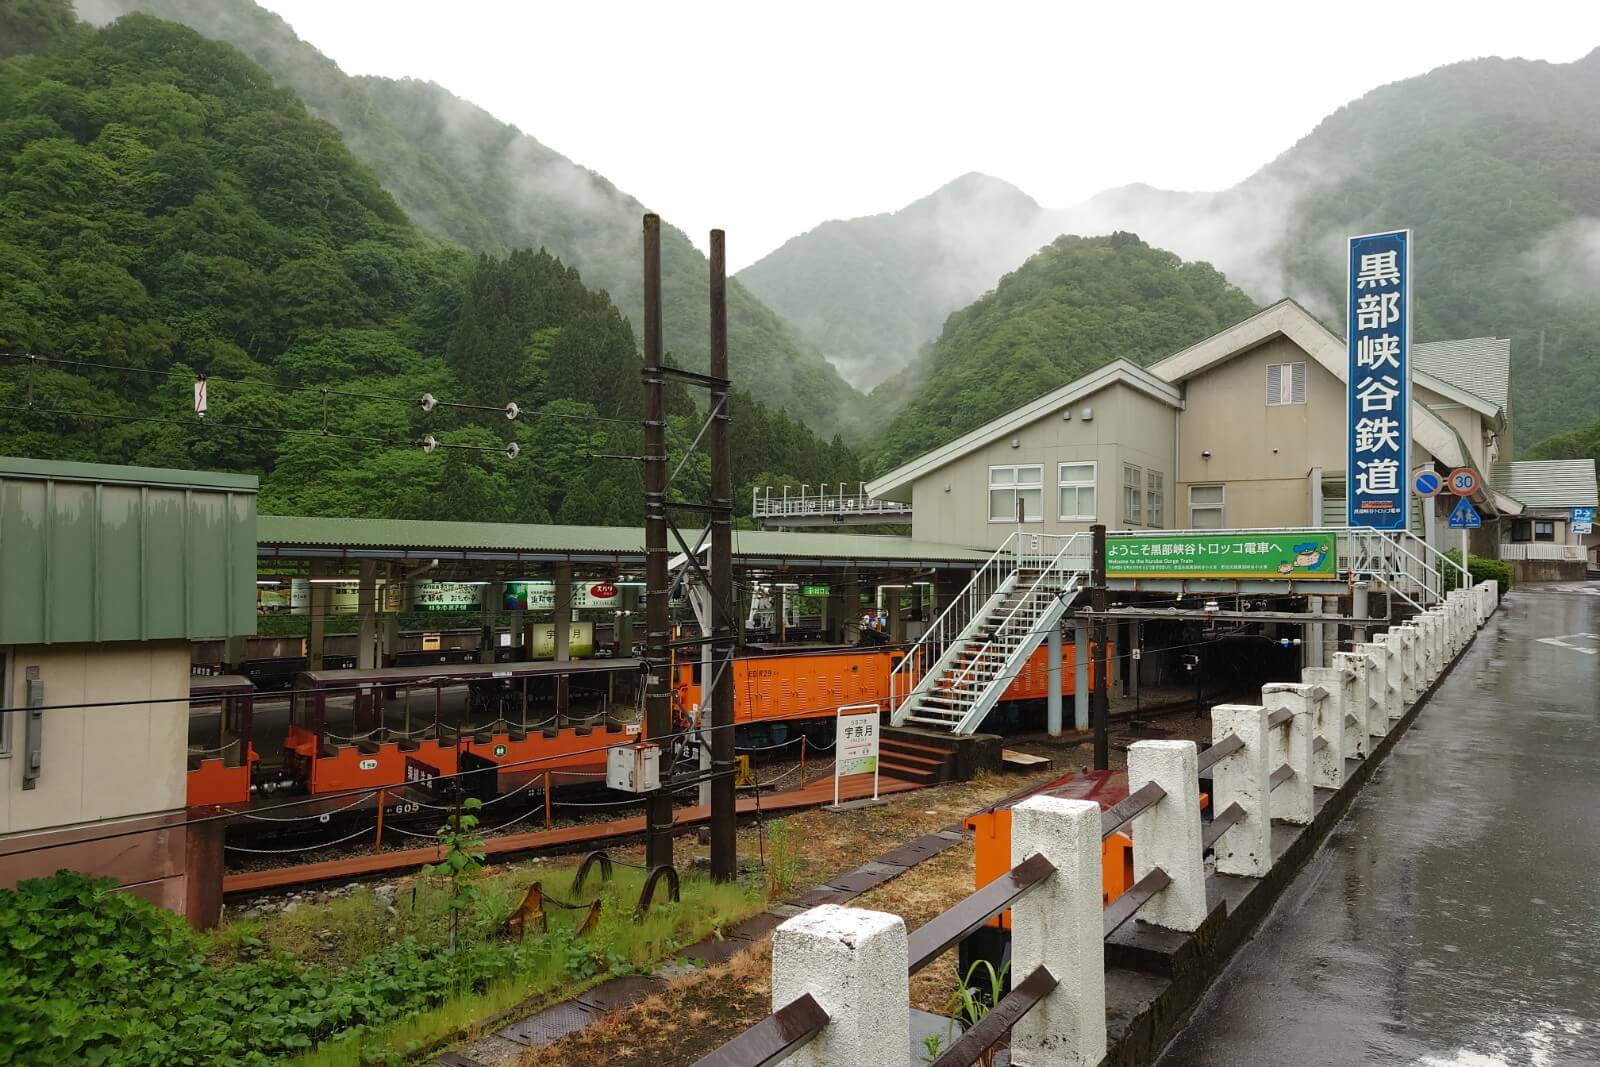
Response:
[890,532,1089,735]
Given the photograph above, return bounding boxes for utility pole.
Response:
[641,214,674,870]
[639,214,739,877]
[708,230,737,882]
[1090,523,1109,771]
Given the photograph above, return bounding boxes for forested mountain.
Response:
[0,4,860,522]
[1527,417,1600,471]
[80,0,869,438]
[738,173,1050,388]
[744,50,1600,450]
[868,233,1258,472]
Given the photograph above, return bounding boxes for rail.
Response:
[750,483,913,522]
[926,965,1057,1067]
[906,852,1055,972]
[1499,543,1586,562]
[689,994,830,1067]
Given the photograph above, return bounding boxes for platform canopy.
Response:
[257,515,993,573]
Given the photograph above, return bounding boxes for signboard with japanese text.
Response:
[1105,533,1338,580]
[1347,229,1411,531]
[1573,507,1595,535]
[833,703,881,805]
[504,580,635,612]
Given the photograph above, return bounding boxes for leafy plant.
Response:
[422,796,486,950]
[932,958,1011,1067]
[764,818,803,899]
[1442,548,1514,593]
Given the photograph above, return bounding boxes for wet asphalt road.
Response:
[1156,586,1600,1067]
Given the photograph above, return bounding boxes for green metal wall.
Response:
[0,458,258,643]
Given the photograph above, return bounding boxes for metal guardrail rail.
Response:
[751,483,913,523]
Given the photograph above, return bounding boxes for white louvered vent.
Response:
[1267,361,1307,406]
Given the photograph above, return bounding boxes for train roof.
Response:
[189,674,255,696]
[295,658,640,687]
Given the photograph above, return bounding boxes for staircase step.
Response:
[878,758,942,784]
[878,736,955,761]
[876,745,945,770]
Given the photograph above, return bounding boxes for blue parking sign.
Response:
[1573,507,1595,534]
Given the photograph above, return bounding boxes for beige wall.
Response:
[909,382,1177,548]
[1,640,190,835]
[1176,337,1346,529]
[1415,384,1495,471]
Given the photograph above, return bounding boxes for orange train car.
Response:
[186,675,259,808]
[281,659,642,796]
[672,642,1112,728]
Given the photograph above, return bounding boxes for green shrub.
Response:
[1442,549,1513,594]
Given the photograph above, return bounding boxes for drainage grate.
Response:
[573,975,665,1014]
[496,1001,601,1047]
[876,833,962,868]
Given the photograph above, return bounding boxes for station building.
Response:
[865,300,1574,561]
[0,458,256,923]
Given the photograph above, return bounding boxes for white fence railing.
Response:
[1499,543,1587,562]
[699,583,1501,1067]
[752,484,913,521]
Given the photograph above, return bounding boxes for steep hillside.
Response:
[738,173,1052,388]
[0,5,860,520]
[869,233,1258,472]
[745,50,1600,448]
[80,0,868,437]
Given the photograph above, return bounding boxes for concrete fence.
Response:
[695,581,1501,1067]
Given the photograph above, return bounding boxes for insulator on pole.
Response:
[505,441,520,459]
[420,393,437,413]
[505,402,520,420]
[420,434,438,454]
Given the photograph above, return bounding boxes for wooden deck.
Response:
[224,772,920,894]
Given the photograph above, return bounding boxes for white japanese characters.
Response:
[1348,234,1410,530]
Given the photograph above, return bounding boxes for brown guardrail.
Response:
[1197,732,1243,772]
[927,964,1058,1067]
[1269,764,1295,789]
[1201,802,1246,851]
[1267,707,1293,729]
[688,993,829,1067]
[907,852,1055,973]
[1103,866,1171,937]
[1100,780,1166,839]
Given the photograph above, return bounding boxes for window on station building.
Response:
[1534,520,1557,542]
[989,465,1042,522]
[1146,471,1164,528]
[1266,361,1307,406]
[1057,462,1096,521]
[1122,464,1142,525]
[1190,484,1225,529]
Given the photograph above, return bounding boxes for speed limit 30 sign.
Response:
[1447,467,1480,496]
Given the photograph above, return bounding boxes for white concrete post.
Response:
[1476,581,1495,624]
[1392,624,1419,705]
[1483,579,1500,616]
[1356,643,1390,740]
[1010,796,1106,1067]
[771,905,908,1067]
[1209,704,1272,878]
[1380,631,1405,723]
[1416,612,1439,684]
[1331,653,1370,759]
[1448,592,1469,651]
[1261,685,1314,825]
[1127,740,1207,932]
[1301,669,1346,788]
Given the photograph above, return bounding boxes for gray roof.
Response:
[1492,460,1599,510]
[1413,337,1510,415]
[257,515,992,566]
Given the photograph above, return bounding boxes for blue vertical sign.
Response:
[1347,229,1411,530]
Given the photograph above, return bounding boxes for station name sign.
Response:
[1347,228,1411,531]
[1105,533,1339,580]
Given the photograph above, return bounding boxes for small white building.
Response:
[1494,459,1600,572]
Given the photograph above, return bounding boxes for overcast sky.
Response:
[256,0,1600,271]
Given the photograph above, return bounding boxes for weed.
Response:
[765,819,803,898]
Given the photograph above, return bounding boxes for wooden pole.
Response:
[374,788,385,853]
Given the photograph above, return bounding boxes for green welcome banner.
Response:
[1105,532,1339,580]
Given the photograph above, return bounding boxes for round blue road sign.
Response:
[1413,468,1442,497]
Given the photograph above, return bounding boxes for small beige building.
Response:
[1494,459,1600,573]
[0,458,256,925]
[868,300,1525,555]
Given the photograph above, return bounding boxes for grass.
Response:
[207,856,765,1066]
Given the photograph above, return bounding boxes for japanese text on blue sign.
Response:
[1347,229,1410,531]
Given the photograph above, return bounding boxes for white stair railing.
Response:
[900,533,1089,734]
[888,532,1024,721]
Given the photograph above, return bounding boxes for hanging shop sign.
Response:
[1346,228,1411,531]
[503,580,631,611]
[527,621,596,659]
[801,584,831,597]
[412,581,483,612]
[1105,532,1339,580]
